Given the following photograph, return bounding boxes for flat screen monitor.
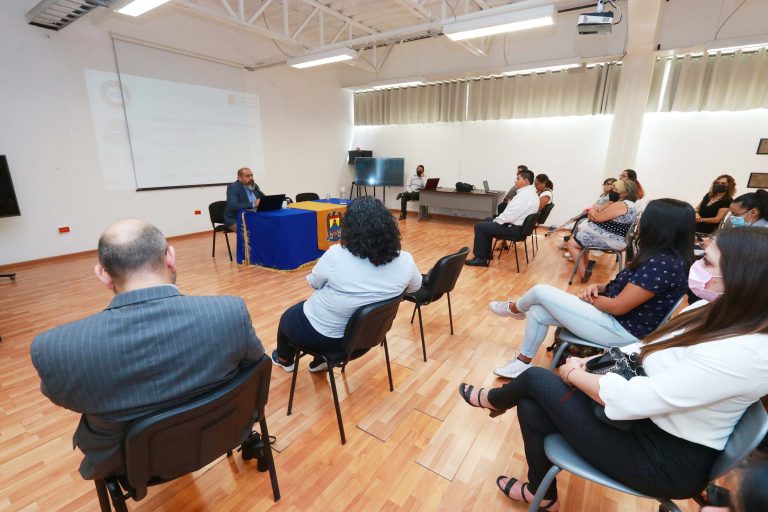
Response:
[0,156,21,218]
[354,157,404,187]
[348,149,373,164]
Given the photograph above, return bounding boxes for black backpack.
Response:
[455,182,474,193]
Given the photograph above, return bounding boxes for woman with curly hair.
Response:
[695,174,736,234]
[272,196,422,372]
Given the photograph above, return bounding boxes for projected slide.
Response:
[84,69,265,190]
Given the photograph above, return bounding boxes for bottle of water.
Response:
[340,186,347,201]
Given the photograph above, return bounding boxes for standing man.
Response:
[465,169,539,267]
[224,167,264,229]
[30,219,265,480]
[396,164,427,220]
[496,164,529,215]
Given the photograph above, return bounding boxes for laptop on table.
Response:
[257,194,286,212]
[424,178,440,190]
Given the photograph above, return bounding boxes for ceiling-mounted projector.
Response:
[577,0,617,35]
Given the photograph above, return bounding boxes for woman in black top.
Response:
[695,174,735,234]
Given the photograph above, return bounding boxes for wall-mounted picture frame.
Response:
[747,172,768,189]
[758,138,768,155]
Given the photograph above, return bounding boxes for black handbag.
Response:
[585,347,645,430]
[455,182,475,193]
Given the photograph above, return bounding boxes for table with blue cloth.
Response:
[236,208,324,270]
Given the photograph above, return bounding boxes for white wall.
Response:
[353,116,614,225]
[637,110,768,205]
[0,3,353,265]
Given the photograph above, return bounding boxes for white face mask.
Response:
[688,259,723,302]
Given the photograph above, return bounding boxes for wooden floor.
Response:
[0,216,699,511]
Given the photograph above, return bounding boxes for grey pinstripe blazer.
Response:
[30,284,265,479]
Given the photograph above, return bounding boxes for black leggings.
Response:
[487,367,719,502]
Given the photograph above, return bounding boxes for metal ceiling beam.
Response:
[173,0,300,46]
[247,0,273,23]
[300,0,378,35]
[392,0,432,20]
[292,6,318,38]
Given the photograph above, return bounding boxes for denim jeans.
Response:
[515,284,637,358]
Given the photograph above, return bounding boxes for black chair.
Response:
[403,247,469,362]
[286,294,403,445]
[295,192,320,202]
[533,203,555,254]
[94,356,280,511]
[491,212,539,272]
[208,200,233,262]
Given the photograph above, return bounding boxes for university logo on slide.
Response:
[326,210,343,243]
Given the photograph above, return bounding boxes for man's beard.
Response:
[245,182,255,191]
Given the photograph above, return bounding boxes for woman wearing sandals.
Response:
[491,199,693,380]
[565,179,638,282]
[459,227,768,511]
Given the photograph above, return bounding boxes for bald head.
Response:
[97,219,170,287]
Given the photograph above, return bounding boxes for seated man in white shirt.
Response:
[465,169,539,267]
[396,164,426,220]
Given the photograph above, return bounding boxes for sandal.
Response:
[458,383,506,418]
[496,476,558,511]
[581,260,596,283]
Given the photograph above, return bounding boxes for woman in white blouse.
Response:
[534,173,554,212]
[458,226,768,511]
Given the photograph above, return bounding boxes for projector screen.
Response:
[93,38,266,190]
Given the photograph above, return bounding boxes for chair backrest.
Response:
[296,192,320,202]
[341,294,403,361]
[710,401,768,479]
[209,201,227,226]
[658,294,686,327]
[537,203,555,225]
[122,356,272,500]
[521,212,539,236]
[423,247,469,298]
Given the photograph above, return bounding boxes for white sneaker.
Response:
[489,301,526,319]
[494,359,532,379]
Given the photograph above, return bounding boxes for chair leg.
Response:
[224,231,232,262]
[286,351,301,415]
[492,238,501,259]
[106,480,129,512]
[617,252,623,271]
[513,241,520,273]
[383,339,394,392]
[327,367,346,444]
[211,229,216,258]
[447,292,454,335]
[259,417,281,502]
[548,342,571,371]
[524,239,529,264]
[569,250,587,285]
[416,305,427,362]
[527,465,561,512]
[410,303,417,323]
[94,479,112,512]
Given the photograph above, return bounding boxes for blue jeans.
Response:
[515,284,637,359]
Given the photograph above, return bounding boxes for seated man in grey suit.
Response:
[31,219,265,480]
[224,167,265,229]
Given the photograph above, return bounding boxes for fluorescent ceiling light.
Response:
[288,48,357,69]
[502,63,579,76]
[117,0,171,17]
[371,77,425,90]
[444,5,554,42]
[705,36,768,54]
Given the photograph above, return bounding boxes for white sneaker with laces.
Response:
[488,301,526,319]
[494,359,531,379]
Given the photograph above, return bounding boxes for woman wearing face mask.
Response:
[565,179,638,281]
[459,227,768,511]
[489,198,693,380]
[728,189,768,228]
[695,175,736,234]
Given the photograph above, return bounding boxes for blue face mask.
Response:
[730,215,746,227]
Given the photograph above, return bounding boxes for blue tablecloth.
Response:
[237,208,324,270]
